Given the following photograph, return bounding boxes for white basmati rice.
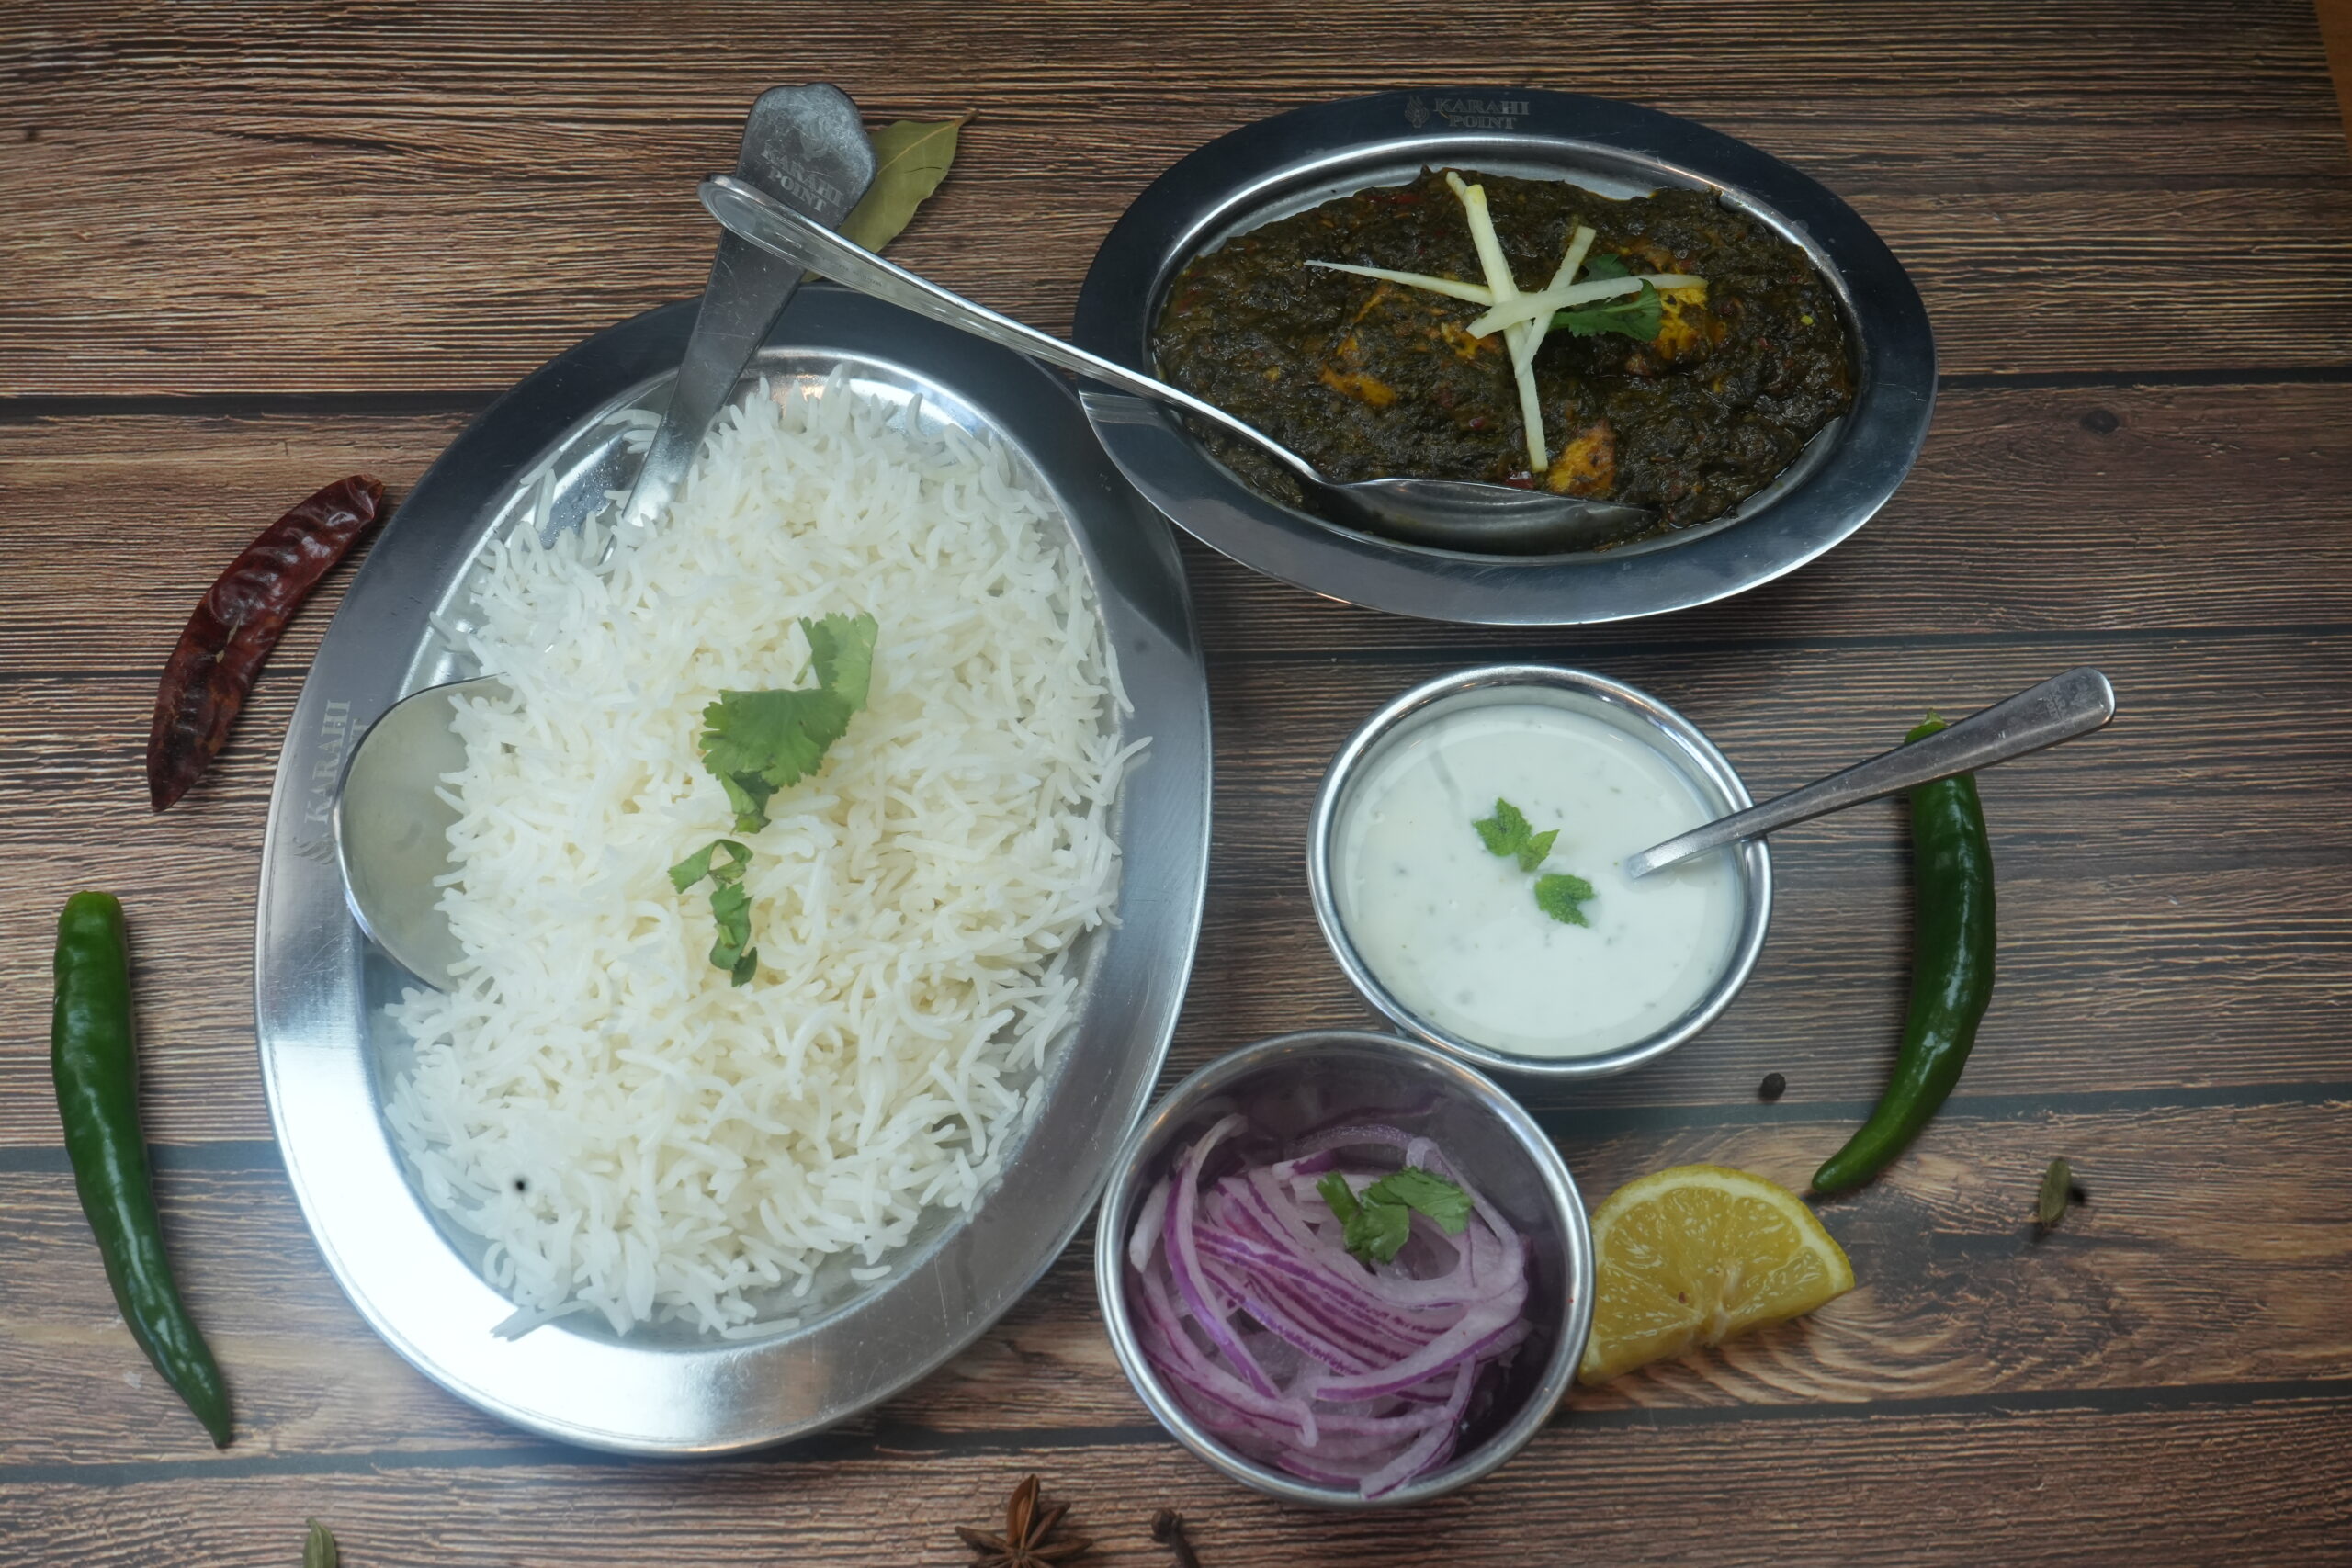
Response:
[385,375,1135,1336]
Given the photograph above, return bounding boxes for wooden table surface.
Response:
[6,4,2352,1563]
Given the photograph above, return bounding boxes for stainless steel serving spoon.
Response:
[335,93,882,987]
[616,86,877,531]
[695,173,1655,555]
[334,675,508,987]
[1625,667,2118,877]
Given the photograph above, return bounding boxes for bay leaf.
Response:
[2036,1156,2073,1229]
[303,1519,339,1568]
[838,113,973,254]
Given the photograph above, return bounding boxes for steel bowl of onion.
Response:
[1093,1029,1592,1506]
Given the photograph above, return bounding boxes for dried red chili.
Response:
[146,476,385,811]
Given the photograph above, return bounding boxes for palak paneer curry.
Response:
[1152,168,1853,537]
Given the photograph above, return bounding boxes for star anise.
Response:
[956,1474,1092,1567]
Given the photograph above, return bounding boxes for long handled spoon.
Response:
[616,86,876,531]
[1624,667,2118,878]
[695,173,1653,554]
[338,95,880,987]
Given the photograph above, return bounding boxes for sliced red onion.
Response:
[1133,1266,1321,1442]
[1193,1222,1433,1348]
[1272,1147,1340,1178]
[1228,1277,1401,1375]
[1128,1174,1170,1273]
[1361,1360,1477,1499]
[1304,1284,1527,1403]
[1164,1113,1279,1397]
[1127,1113,1532,1498]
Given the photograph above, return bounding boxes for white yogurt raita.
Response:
[1333,700,1742,1059]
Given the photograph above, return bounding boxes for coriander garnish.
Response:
[1533,872,1596,927]
[668,838,757,986]
[674,613,877,984]
[1319,1166,1473,1265]
[1549,253,1665,343]
[1473,796,1555,872]
[698,612,877,833]
[1473,795,1598,926]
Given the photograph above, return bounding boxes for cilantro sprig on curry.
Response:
[1152,167,1853,536]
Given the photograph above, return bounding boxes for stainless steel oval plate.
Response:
[1073,91,1936,626]
[254,287,1211,1452]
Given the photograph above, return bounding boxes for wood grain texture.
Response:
[10,380,2352,679]
[6,1099,2350,1471]
[1,3,2349,395]
[6,573,2351,1141]
[5,3,2351,1562]
[5,1400,2350,1566]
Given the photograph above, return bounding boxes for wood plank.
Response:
[6,0,2340,175]
[3,1397,2347,1565]
[0,412,460,678]
[1182,377,2352,653]
[6,610,2351,1140]
[6,1100,2349,1466]
[6,604,2351,1140]
[1,4,2348,395]
[11,382,2352,679]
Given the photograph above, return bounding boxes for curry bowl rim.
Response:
[1072,88,1937,626]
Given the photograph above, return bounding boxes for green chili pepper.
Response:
[51,891,232,1446]
[1812,717,1996,1193]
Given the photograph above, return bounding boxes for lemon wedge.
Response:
[1578,1164,1855,1384]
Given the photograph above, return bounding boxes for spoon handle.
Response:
[698,175,1326,485]
[624,89,876,531]
[1623,667,2118,878]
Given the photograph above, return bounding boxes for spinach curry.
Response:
[1152,168,1853,541]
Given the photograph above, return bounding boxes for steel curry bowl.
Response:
[1073,89,1935,626]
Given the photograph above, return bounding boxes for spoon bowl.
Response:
[1324,474,1652,553]
[333,675,507,987]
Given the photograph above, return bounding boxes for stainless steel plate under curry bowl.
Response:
[1074,90,1935,626]
[254,286,1212,1453]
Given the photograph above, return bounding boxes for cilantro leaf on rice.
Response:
[697,612,877,832]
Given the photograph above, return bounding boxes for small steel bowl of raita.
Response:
[1307,664,1771,1079]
